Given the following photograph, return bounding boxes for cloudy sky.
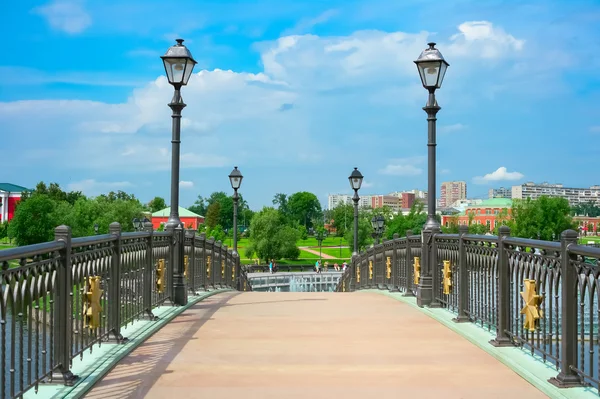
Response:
[2,0,599,210]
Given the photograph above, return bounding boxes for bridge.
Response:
[0,222,599,398]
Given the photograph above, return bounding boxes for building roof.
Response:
[466,198,512,208]
[151,206,203,218]
[0,183,31,193]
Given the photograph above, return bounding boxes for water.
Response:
[248,272,342,292]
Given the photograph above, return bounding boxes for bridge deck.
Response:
[85,292,545,398]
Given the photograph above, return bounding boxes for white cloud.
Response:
[447,21,524,59]
[179,181,194,189]
[379,157,425,176]
[34,0,91,34]
[67,179,132,195]
[439,123,466,134]
[361,180,374,188]
[283,9,339,35]
[473,167,524,184]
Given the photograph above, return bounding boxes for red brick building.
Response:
[441,198,512,232]
[152,206,205,230]
[0,183,31,223]
[573,216,600,235]
[400,192,415,209]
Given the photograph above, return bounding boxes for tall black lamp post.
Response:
[371,215,385,245]
[161,39,197,306]
[228,166,243,254]
[414,42,449,307]
[348,167,364,256]
[315,230,327,264]
[161,39,197,229]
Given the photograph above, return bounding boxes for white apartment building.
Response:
[511,182,600,206]
[327,194,372,209]
[489,187,512,199]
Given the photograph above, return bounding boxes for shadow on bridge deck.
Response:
[85,292,546,399]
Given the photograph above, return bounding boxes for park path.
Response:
[299,246,336,259]
[85,292,546,399]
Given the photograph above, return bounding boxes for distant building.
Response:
[440,181,467,207]
[151,206,205,230]
[448,198,483,213]
[441,198,512,232]
[328,194,372,209]
[511,182,600,206]
[0,183,31,223]
[371,195,401,212]
[489,187,512,199]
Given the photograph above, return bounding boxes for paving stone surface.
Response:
[85,292,547,399]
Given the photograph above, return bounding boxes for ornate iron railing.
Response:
[337,226,599,392]
[0,222,242,399]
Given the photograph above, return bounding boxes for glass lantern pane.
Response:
[437,62,448,88]
[418,61,441,88]
[164,58,187,84]
[182,59,196,85]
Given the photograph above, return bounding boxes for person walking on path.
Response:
[342,261,347,272]
[315,260,321,274]
[269,259,273,274]
[334,262,339,271]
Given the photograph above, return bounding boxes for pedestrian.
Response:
[315,260,320,274]
[334,262,339,271]
[342,261,347,272]
[269,259,273,274]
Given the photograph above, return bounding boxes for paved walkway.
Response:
[85,292,546,399]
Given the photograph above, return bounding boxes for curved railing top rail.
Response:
[71,233,117,247]
[568,243,600,258]
[0,240,66,263]
[503,236,560,251]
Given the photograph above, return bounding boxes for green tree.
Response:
[0,221,9,239]
[572,201,600,217]
[287,191,322,229]
[511,196,576,240]
[205,202,221,228]
[8,194,57,246]
[344,211,373,253]
[148,196,167,213]
[330,203,354,237]
[385,201,428,239]
[245,207,300,262]
[188,195,207,217]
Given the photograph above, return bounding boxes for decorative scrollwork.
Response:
[369,260,373,280]
[342,280,346,292]
[443,260,452,295]
[413,256,420,285]
[83,276,103,330]
[156,259,165,293]
[520,279,544,332]
[221,260,225,278]
[183,255,189,279]
[356,263,361,283]
[232,263,235,280]
[206,255,211,278]
[386,256,391,279]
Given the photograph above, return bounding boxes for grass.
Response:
[297,236,348,247]
[320,247,352,258]
[580,236,600,244]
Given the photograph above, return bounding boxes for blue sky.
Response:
[1,0,600,211]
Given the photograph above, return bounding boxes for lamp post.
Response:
[414,42,449,307]
[161,39,196,306]
[229,166,243,254]
[94,223,99,235]
[371,215,385,245]
[348,167,364,255]
[161,39,197,229]
[315,230,327,263]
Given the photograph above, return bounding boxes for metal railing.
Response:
[337,226,599,392]
[0,222,247,399]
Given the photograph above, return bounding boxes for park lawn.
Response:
[297,236,347,247]
[580,236,600,244]
[320,247,352,258]
[298,250,320,259]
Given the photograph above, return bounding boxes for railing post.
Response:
[108,222,125,341]
[390,233,399,292]
[403,230,414,296]
[490,226,512,346]
[143,221,157,320]
[198,233,207,291]
[418,225,439,307]
[549,229,583,388]
[53,226,78,385]
[187,230,197,294]
[453,225,470,322]
[171,225,187,306]
[430,230,442,308]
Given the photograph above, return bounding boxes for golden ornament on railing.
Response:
[443,260,452,295]
[156,259,165,293]
[83,276,103,330]
[413,257,421,285]
[243,280,247,291]
[369,260,373,280]
[521,279,544,332]
[206,256,211,278]
[232,264,235,280]
[221,260,225,278]
[356,264,361,283]
[342,280,346,292]
[183,255,189,279]
[386,257,392,279]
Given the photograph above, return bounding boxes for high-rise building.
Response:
[328,194,373,209]
[511,182,600,206]
[489,187,512,199]
[440,181,467,207]
[371,195,401,212]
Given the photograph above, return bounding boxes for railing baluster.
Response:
[491,226,513,346]
[454,225,469,323]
